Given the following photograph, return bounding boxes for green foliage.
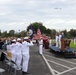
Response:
[1,31,8,37]
[45,28,51,36]
[27,22,57,39]
[70,40,76,49]
[27,22,46,34]
[51,29,56,39]
[69,29,76,38]
[0,22,76,38]
[9,30,15,37]
[20,30,27,37]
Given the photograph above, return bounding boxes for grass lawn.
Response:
[70,40,76,49]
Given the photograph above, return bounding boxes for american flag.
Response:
[37,27,41,38]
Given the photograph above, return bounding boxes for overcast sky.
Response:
[0,0,76,32]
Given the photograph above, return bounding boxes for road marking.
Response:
[47,59,71,69]
[57,67,76,75]
[72,59,76,61]
[42,55,56,75]
[44,54,76,65]
[53,69,60,74]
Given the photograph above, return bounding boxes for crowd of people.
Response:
[6,37,34,74]
[0,35,62,75]
[0,36,46,75]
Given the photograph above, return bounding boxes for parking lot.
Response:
[1,45,76,75]
[43,48,76,75]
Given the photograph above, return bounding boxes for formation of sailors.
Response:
[5,36,44,75]
[7,37,34,75]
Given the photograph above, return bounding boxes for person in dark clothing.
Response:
[0,52,6,62]
[0,39,4,50]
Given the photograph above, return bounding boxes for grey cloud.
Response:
[0,0,76,31]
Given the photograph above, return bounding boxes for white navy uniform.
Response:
[7,44,12,58]
[74,38,76,45]
[59,34,62,48]
[22,38,34,72]
[7,44,11,53]
[11,43,17,62]
[15,41,22,69]
[56,35,59,47]
[38,39,43,55]
[49,39,52,47]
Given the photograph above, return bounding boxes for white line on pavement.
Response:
[53,69,60,74]
[47,59,71,69]
[42,55,56,75]
[72,59,76,61]
[57,67,76,75]
[44,54,76,65]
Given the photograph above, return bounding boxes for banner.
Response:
[28,25,34,40]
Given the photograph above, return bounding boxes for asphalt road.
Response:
[0,45,51,75]
[43,47,76,75]
[1,45,76,75]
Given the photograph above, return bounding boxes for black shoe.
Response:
[24,72,29,74]
[22,71,29,74]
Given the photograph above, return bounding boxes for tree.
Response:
[20,30,27,37]
[45,28,51,36]
[27,22,46,34]
[51,29,56,39]
[9,30,15,37]
[69,29,76,38]
[2,31,8,37]
[0,30,1,37]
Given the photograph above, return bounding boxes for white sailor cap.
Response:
[12,39,16,42]
[17,38,21,41]
[24,37,29,39]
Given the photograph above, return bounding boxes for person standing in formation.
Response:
[55,33,59,47]
[22,37,34,74]
[59,33,62,49]
[15,38,22,70]
[74,37,76,45]
[38,37,43,55]
[49,37,52,47]
[11,39,17,62]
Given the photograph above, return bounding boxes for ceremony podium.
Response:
[61,39,71,51]
[61,39,65,50]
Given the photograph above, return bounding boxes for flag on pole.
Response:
[37,27,41,38]
[28,25,34,40]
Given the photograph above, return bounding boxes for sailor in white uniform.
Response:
[56,33,59,47]
[49,37,52,47]
[59,33,62,49]
[74,37,76,45]
[38,37,43,55]
[7,42,12,59]
[15,38,22,70]
[11,39,17,62]
[22,37,34,74]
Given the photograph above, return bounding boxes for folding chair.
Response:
[0,68,5,75]
[10,60,21,75]
[0,51,12,72]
